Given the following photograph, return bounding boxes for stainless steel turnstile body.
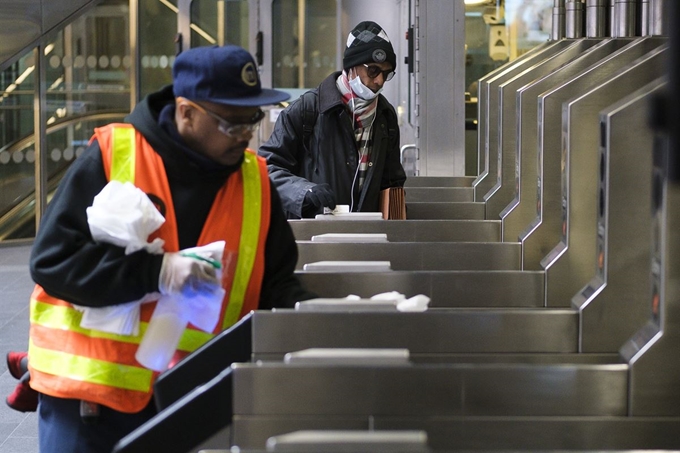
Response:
[403,178,484,219]
[251,310,579,361]
[475,42,549,183]
[475,41,563,201]
[573,77,667,352]
[501,38,634,243]
[289,219,501,242]
[405,187,473,203]
[404,176,475,188]
[229,360,680,449]
[295,241,520,271]
[233,364,627,413]
[404,201,485,220]
[520,37,667,274]
[621,128,680,416]
[542,43,667,310]
[485,39,603,221]
[296,271,544,308]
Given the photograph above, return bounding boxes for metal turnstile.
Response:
[474,40,566,201]
[250,309,579,361]
[520,37,667,273]
[621,107,680,416]
[404,176,475,188]
[405,187,473,203]
[574,77,666,351]
[295,271,545,308]
[229,358,635,449]
[474,41,550,183]
[295,241,520,271]
[541,43,667,310]
[501,37,635,242]
[484,38,603,221]
[289,219,501,243]
[404,201,485,220]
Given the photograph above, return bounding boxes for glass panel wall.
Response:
[45,0,131,169]
[272,0,336,89]
[139,0,249,99]
[0,0,131,241]
[139,0,178,98]
[191,0,249,48]
[0,49,36,240]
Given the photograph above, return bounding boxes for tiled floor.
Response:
[0,244,38,453]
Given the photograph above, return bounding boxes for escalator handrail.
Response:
[0,110,127,154]
[0,111,128,240]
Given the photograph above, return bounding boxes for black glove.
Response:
[301,183,336,218]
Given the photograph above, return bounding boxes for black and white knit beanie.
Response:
[343,21,396,72]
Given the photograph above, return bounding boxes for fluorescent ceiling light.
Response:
[465,0,492,5]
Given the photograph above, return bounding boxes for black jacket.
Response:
[30,85,314,310]
[258,71,406,218]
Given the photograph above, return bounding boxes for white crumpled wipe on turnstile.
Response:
[346,291,430,312]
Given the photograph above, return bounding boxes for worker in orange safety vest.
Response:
[26,45,315,453]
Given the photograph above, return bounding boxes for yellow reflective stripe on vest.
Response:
[222,153,262,329]
[30,298,143,344]
[111,127,136,183]
[29,339,153,393]
[32,295,212,354]
[176,328,213,352]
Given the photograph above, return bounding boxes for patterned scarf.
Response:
[336,72,378,191]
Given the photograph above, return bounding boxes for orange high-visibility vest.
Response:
[28,123,270,413]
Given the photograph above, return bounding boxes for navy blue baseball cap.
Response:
[172,45,290,107]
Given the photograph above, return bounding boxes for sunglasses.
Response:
[178,97,265,137]
[363,64,395,82]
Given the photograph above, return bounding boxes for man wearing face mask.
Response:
[258,21,407,218]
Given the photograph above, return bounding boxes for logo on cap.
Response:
[372,49,386,63]
[241,62,258,87]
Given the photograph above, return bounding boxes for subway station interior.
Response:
[1,0,680,451]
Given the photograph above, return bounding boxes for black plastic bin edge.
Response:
[113,367,234,453]
[154,311,253,410]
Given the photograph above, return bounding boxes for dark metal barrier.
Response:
[153,312,252,410]
[113,367,234,453]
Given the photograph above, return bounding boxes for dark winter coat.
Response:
[258,71,406,218]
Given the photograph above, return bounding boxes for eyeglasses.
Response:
[178,97,265,137]
[363,64,395,82]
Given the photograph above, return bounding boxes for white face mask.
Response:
[349,70,382,100]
